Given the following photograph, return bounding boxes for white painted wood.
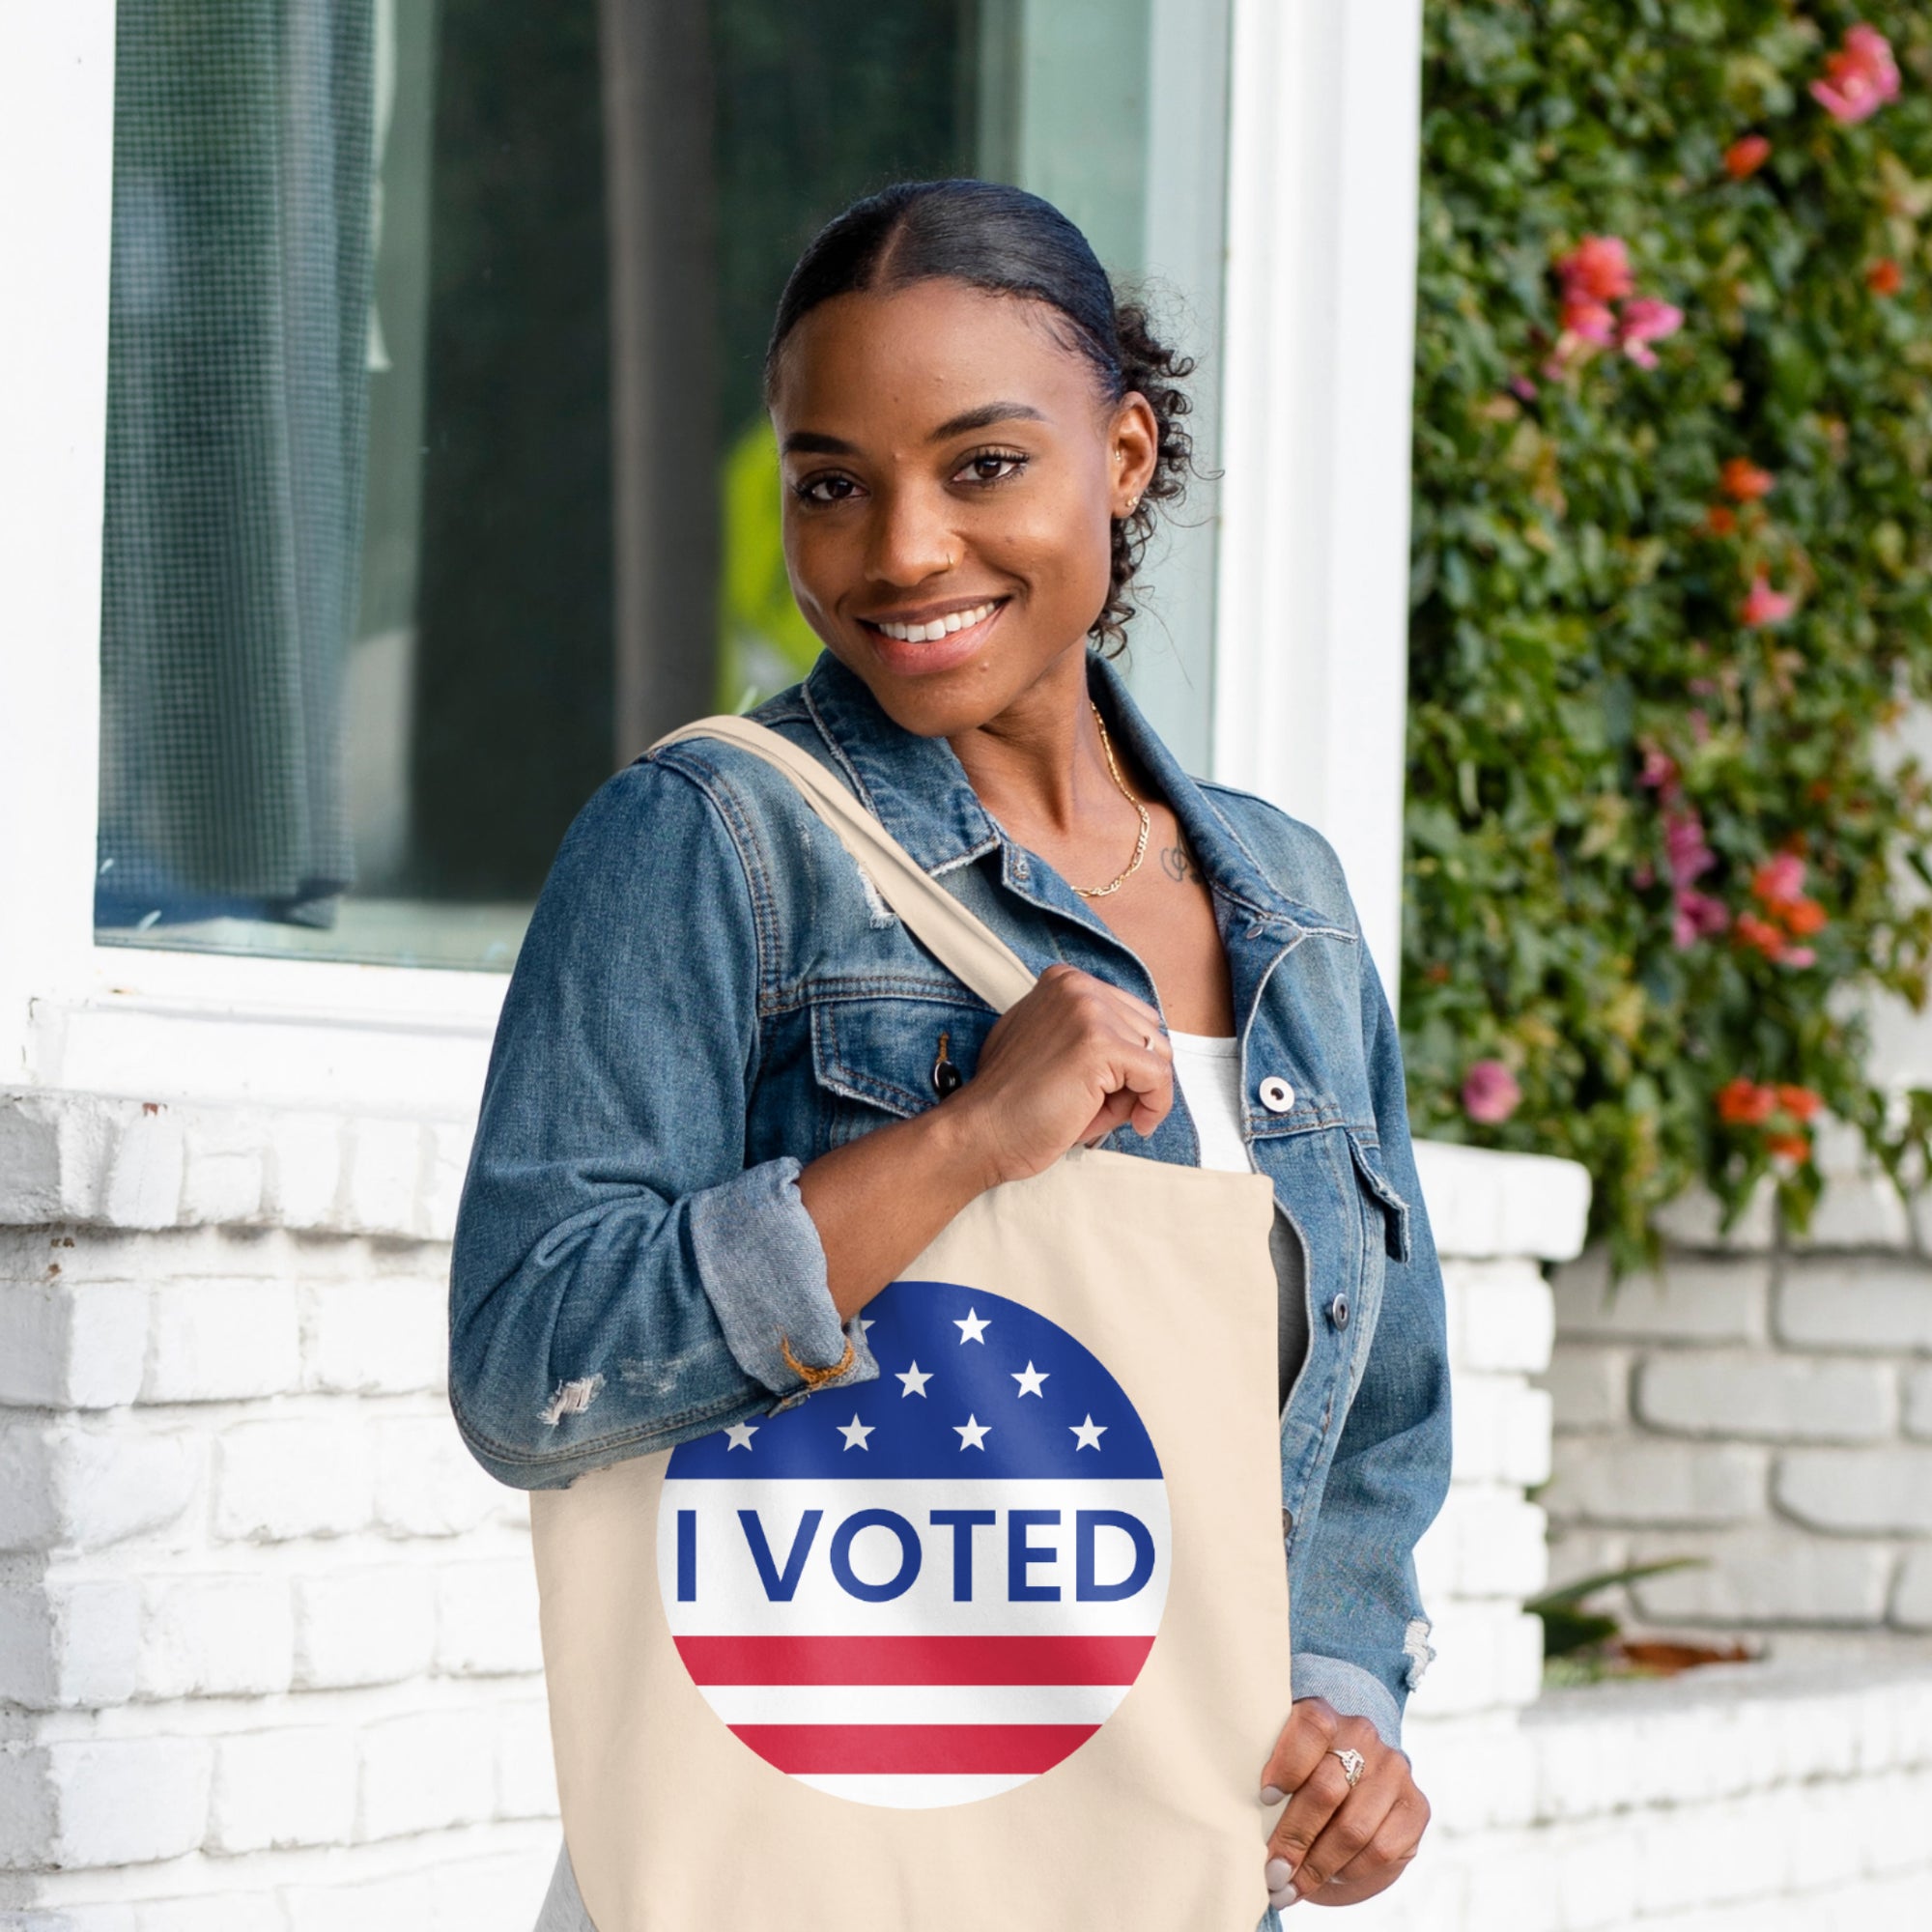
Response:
[0,2,119,1086]
[1213,0,1424,994]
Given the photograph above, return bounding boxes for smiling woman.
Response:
[454,180,1451,1932]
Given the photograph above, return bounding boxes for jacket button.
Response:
[1259,1076,1294,1114]
[1328,1293,1350,1330]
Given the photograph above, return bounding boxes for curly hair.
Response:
[765,180,1196,655]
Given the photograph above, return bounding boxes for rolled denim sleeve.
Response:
[448,754,876,1491]
[1287,937,1452,1749]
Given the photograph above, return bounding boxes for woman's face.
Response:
[769,279,1157,738]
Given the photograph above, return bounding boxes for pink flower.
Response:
[1618,297,1684,368]
[1782,946,1818,969]
[1810,24,1901,126]
[1561,296,1619,347]
[1664,809,1717,887]
[1557,235,1634,302]
[1752,853,1807,906]
[1741,576,1796,627]
[1674,889,1730,950]
[1508,375,1540,402]
[1462,1060,1523,1125]
[1637,746,1679,791]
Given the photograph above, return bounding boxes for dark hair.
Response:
[764,180,1195,653]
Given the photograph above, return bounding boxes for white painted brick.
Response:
[342,1118,424,1236]
[1628,1527,1895,1625]
[264,1112,345,1229]
[283,1870,440,1932]
[1776,1447,1932,1536]
[0,1279,147,1409]
[0,1743,55,1865]
[1637,1792,1792,1912]
[138,1574,293,1697]
[1551,1821,1643,1929]
[1412,1141,1591,1262]
[1402,1713,1539,1834]
[1777,1257,1932,1353]
[1637,1353,1896,1443]
[214,1418,374,1542]
[1540,1345,1632,1432]
[1894,1549,1932,1630]
[431,1848,570,1932]
[178,1114,267,1226]
[1650,1177,1777,1252]
[1543,1439,1768,1528]
[1449,1374,1551,1487]
[1445,1259,1554,1374]
[1459,1825,1562,1927]
[0,1096,66,1224]
[1404,1600,1541,1717]
[495,1696,560,1819]
[424,1120,473,1244]
[0,1576,141,1708]
[100,1108,187,1231]
[208,1724,356,1852]
[438,1557,544,1677]
[1553,1249,1770,1344]
[47,1737,213,1864]
[356,1708,499,1839]
[301,1275,446,1395]
[1905,1366,1932,1441]
[294,1563,439,1689]
[136,1896,277,1932]
[1793,1168,1914,1249]
[373,1414,499,1537]
[142,1278,300,1403]
[0,1420,200,1551]
[1433,1490,1548,1600]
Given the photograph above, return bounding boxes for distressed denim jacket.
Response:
[449,649,1450,1752]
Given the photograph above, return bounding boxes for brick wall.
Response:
[1543,1160,1932,1641]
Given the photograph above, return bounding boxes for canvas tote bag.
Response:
[531,715,1293,1932]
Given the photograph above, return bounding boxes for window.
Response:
[96,0,1229,970]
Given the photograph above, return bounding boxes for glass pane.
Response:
[97,0,1228,969]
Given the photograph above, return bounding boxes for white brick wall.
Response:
[5,1093,1929,1931]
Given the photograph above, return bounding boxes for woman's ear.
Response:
[1110,392,1160,517]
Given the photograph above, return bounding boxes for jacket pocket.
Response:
[809,992,998,1123]
[1346,1130,1412,1265]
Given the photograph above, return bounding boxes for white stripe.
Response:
[792,1773,1035,1809]
[702,1683,1126,1727]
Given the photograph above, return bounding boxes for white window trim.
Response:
[1213,0,1424,996]
[5,0,1424,1118]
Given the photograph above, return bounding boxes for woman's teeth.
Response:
[874,601,998,643]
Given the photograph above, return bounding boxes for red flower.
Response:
[1868,257,1903,296]
[1781,897,1828,938]
[1740,576,1796,627]
[1559,295,1619,347]
[1717,1077,1776,1125]
[1720,457,1776,501]
[1618,297,1684,369]
[1705,505,1738,537]
[1734,911,1789,957]
[1557,235,1634,301]
[1776,1085,1824,1122]
[1724,134,1773,181]
[1811,24,1901,127]
[1766,1132,1812,1162]
[1462,1059,1523,1125]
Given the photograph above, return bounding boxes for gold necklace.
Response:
[1072,703,1151,899]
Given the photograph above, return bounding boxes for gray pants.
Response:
[534,1842,593,1932]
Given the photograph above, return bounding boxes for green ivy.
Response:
[1405,2,1932,1266]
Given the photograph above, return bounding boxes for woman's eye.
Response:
[956,449,1028,486]
[795,472,859,504]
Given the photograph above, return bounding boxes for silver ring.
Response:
[1329,1747,1366,1789]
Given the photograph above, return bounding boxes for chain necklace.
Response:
[1072,703,1151,899]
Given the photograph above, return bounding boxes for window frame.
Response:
[2,0,1421,1113]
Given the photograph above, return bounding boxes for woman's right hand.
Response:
[949,963,1174,1186]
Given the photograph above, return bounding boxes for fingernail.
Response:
[1259,1784,1287,1805]
[1264,1858,1293,1890]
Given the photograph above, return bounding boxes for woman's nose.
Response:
[865,482,957,587]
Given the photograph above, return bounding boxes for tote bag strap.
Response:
[652,715,1037,1015]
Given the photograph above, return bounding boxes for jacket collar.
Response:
[799,649,1336,933]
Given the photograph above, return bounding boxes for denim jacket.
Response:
[449,650,1450,1749]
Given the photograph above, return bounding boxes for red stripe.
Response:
[731,1722,1097,1775]
[674,1634,1153,1687]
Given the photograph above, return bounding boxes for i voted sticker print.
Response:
[658,1280,1172,1809]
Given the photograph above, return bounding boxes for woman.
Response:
[451,180,1449,1927]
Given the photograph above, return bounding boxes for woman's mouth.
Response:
[858,598,1009,674]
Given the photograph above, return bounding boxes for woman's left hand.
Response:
[1257,1696,1430,1910]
